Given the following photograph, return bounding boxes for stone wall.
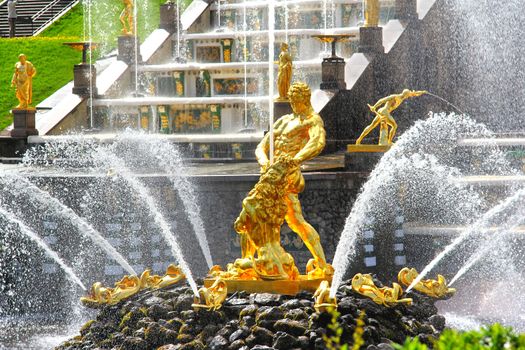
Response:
[14,172,368,286]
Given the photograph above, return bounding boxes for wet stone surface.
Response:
[56,279,443,350]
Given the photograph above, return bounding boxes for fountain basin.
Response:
[56,278,445,350]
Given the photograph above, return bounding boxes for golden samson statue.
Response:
[120,0,134,35]
[255,82,332,279]
[208,82,333,293]
[11,54,36,109]
[356,89,427,146]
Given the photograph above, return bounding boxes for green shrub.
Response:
[394,324,525,350]
[393,337,428,350]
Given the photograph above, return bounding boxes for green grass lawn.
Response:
[0,0,171,130]
[0,37,82,130]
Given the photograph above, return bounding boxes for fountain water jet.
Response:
[0,175,136,276]
[0,205,86,291]
[449,221,524,287]
[95,147,199,296]
[409,187,525,292]
[330,113,512,298]
[116,134,214,269]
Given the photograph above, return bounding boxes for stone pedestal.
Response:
[118,35,142,64]
[320,57,346,91]
[159,3,178,34]
[345,144,390,171]
[274,100,293,118]
[358,27,384,54]
[11,109,38,138]
[395,0,418,21]
[72,64,98,97]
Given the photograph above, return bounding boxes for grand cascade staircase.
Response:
[0,0,77,37]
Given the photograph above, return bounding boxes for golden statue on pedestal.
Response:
[351,273,412,307]
[81,264,185,307]
[276,42,292,102]
[207,83,333,294]
[356,89,427,146]
[11,54,36,109]
[398,267,456,299]
[255,82,332,279]
[120,0,134,35]
[364,0,380,27]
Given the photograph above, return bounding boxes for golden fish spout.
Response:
[314,280,338,312]
[398,267,456,299]
[192,278,228,311]
[80,265,186,307]
[351,273,412,307]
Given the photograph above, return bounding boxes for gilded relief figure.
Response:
[11,54,36,109]
[356,89,427,145]
[276,42,292,101]
[364,0,380,27]
[255,82,332,278]
[120,0,134,35]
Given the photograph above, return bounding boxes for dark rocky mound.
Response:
[56,278,446,350]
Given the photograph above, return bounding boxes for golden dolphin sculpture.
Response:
[192,278,228,311]
[398,267,456,299]
[351,273,412,307]
[81,264,185,307]
[313,280,337,312]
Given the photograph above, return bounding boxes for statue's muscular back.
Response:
[273,113,322,158]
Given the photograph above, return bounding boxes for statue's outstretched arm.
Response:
[293,118,326,163]
[371,95,392,110]
[411,90,427,97]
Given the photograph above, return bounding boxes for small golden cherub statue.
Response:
[356,89,427,146]
[11,54,36,109]
[276,42,292,102]
[120,0,134,35]
[351,273,412,307]
[192,278,228,311]
[398,267,456,299]
[313,280,338,312]
[364,0,380,27]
